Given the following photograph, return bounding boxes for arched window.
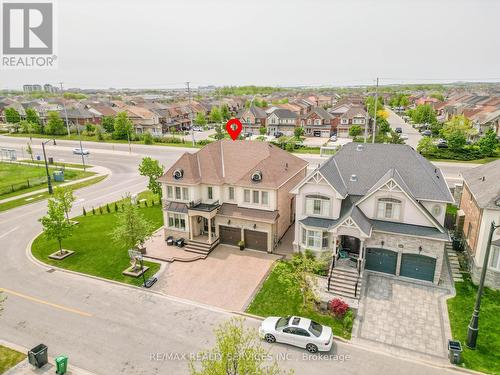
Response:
[377,198,402,220]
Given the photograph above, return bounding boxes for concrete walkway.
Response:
[0,166,107,204]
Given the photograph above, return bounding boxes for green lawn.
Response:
[31,197,163,287]
[0,175,107,212]
[0,345,26,373]
[246,262,352,339]
[0,161,95,198]
[20,159,92,169]
[428,156,499,164]
[447,278,500,374]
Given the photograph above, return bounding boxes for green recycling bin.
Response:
[53,170,65,182]
[55,355,68,375]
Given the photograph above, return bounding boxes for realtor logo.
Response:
[1,1,57,68]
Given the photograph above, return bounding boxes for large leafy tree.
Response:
[417,137,438,155]
[349,125,362,137]
[39,199,74,256]
[113,112,134,140]
[26,108,40,125]
[410,104,437,125]
[194,112,207,126]
[440,115,476,140]
[477,129,499,156]
[45,111,66,135]
[189,317,289,375]
[209,106,223,124]
[4,107,21,123]
[138,157,164,198]
[220,104,231,121]
[294,126,304,139]
[101,116,115,133]
[53,186,76,222]
[112,196,154,250]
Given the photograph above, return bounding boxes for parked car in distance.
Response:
[274,132,284,138]
[437,139,448,148]
[330,135,338,142]
[395,127,402,133]
[192,126,203,132]
[259,316,333,353]
[73,148,90,155]
[243,132,252,138]
[422,130,432,137]
[400,134,409,140]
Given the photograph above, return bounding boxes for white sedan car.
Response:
[259,316,333,353]
[73,148,90,155]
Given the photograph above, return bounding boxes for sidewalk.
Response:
[1,340,95,375]
[0,166,108,204]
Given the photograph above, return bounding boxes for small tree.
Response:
[194,112,207,126]
[26,143,34,162]
[4,107,21,124]
[259,126,267,136]
[39,199,73,255]
[274,253,324,309]
[101,116,115,133]
[53,186,76,222]
[417,137,437,155]
[26,108,40,125]
[209,106,223,124]
[138,157,164,198]
[349,125,362,137]
[113,112,134,140]
[112,196,154,250]
[221,104,230,121]
[142,132,154,145]
[45,111,66,135]
[214,124,225,140]
[294,127,304,139]
[189,317,289,375]
[477,129,499,156]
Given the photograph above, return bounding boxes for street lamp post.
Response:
[466,221,499,349]
[41,139,56,194]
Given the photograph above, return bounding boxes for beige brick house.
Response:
[159,140,307,255]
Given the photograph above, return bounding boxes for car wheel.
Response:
[265,334,276,343]
[306,344,318,353]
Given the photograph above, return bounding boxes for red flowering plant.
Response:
[327,298,349,319]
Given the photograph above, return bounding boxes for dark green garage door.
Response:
[400,254,436,282]
[365,248,398,275]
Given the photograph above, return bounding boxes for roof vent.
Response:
[173,168,184,180]
[350,174,358,182]
[356,144,364,151]
[251,171,263,182]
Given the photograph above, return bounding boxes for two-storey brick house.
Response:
[159,140,308,255]
[301,107,334,137]
[238,105,268,135]
[291,143,453,298]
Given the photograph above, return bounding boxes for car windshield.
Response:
[309,321,323,337]
[276,317,290,329]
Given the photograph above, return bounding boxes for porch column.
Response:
[189,216,194,240]
[208,217,212,242]
[358,239,365,274]
[331,235,338,269]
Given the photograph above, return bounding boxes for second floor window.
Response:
[377,198,402,220]
[208,186,213,200]
[228,187,235,201]
[167,186,173,199]
[175,186,181,200]
[305,195,330,216]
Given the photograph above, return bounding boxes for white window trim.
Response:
[167,213,187,231]
[301,227,329,250]
[376,198,402,221]
[490,245,500,271]
[305,195,330,217]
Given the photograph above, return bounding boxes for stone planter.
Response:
[122,265,149,277]
[48,249,75,260]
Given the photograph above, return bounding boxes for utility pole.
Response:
[371,77,379,144]
[466,221,500,349]
[59,82,71,136]
[186,81,195,146]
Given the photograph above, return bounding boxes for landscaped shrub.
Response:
[142,132,153,145]
[328,298,350,319]
[144,200,148,207]
[92,207,95,215]
[197,139,213,146]
[343,310,354,331]
[114,202,119,212]
[83,207,87,216]
[99,206,103,214]
[157,136,184,144]
[106,203,111,213]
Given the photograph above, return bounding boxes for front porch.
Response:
[186,200,221,255]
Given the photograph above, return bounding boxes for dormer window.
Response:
[377,198,402,220]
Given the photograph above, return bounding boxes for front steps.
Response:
[184,238,219,257]
[446,242,463,282]
[327,266,363,299]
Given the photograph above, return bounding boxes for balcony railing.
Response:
[188,200,220,212]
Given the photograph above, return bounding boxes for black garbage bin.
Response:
[48,157,54,164]
[166,236,174,246]
[175,238,185,247]
[28,344,48,368]
[448,340,462,364]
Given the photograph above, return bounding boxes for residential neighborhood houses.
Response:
[0,83,499,375]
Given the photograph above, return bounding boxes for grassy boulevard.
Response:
[447,277,500,374]
[31,191,162,287]
[0,175,107,212]
[0,345,26,373]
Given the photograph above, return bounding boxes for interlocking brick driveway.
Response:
[354,274,451,360]
[153,245,280,311]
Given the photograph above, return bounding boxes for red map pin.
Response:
[226,118,242,140]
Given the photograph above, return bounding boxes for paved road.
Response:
[0,135,468,374]
[386,108,422,149]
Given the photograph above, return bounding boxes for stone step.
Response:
[327,285,361,299]
[330,267,359,277]
[330,271,359,282]
[330,278,359,290]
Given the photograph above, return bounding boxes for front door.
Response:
[203,218,215,235]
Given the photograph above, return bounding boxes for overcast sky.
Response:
[2,0,500,89]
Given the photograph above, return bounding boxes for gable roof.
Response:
[269,108,297,119]
[319,143,453,203]
[461,159,500,210]
[341,106,367,119]
[159,140,307,189]
[306,107,333,120]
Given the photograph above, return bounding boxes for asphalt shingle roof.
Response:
[461,159,500,210]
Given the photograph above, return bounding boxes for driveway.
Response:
[353,274,451,362]
[153,245,280,311]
